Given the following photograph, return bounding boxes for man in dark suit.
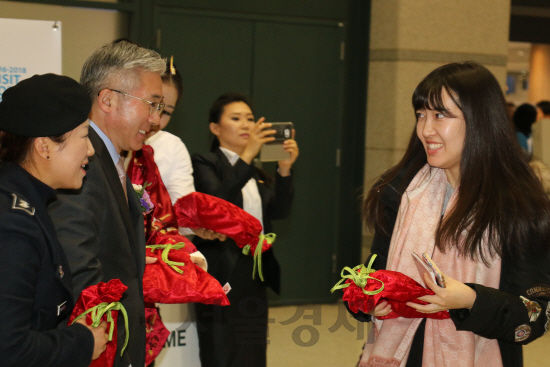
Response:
[49,40,166,367]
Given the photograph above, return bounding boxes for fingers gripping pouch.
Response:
[68,279,129,367]
[331,255,449,319]
[174,191,276,281]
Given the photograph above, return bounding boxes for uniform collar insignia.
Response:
[11,194,35,216]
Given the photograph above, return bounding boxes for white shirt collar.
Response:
[219,146,240,166]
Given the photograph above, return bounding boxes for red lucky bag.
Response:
[174,191,275,280]
[331,255,449,320]
[145,305,170,366]
[127,146,197,253]
[68,279,129,367]
[128,145,228,305]
[143,235,230,306]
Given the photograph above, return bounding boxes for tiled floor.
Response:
[267,303,550,367]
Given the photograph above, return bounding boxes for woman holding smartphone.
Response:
[0,74,108,366]
[354,62,550,367]
[192,92,298,367]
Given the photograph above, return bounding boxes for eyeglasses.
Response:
[109,89,165,116]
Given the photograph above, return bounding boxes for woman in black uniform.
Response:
[0,74,108,366]
[192,93,299,367]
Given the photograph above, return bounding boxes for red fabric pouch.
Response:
[68,279,129,367]
[145,305,170,366]
[127,146,197,253]
[143,235,230,306]
[332,255,449,320]
[174,191,275,280]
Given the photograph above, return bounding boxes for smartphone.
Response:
[260,122,293,162]
[421,253,446,288]
[411,251,446,288]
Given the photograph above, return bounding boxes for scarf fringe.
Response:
[360,355,400,367]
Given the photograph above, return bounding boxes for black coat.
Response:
[49,128,146,367]
[191,148,294,367]
[0,162,93,366]
[191,148,294,294]
[350,165,550,367]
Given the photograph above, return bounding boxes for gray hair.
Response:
[80,40,166,101]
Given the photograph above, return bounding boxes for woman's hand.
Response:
[278,129,299,176]
[75,318,109,360]
[368,300,392,317]
[240,117,276,164]
[406,272,477,313]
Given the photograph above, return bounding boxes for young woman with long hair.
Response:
[355,62,550,367]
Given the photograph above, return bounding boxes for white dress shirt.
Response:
[219,147,264,232]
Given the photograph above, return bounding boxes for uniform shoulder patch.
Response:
[520,296,542,322]
[515,324,531,342]
[11,194,35,216]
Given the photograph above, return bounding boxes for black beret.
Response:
[0,74,91,137]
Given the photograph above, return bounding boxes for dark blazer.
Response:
[0,162,93,367]
[49,128,146,367]
[192,148,294,294]
[350,165,550,367]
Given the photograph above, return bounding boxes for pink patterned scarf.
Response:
[359,165,502,367]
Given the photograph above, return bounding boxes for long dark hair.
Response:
[363,61,550,263]
[208,92,254,152]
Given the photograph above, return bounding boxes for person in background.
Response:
[49,40,166,367]
[355,62,550,367]
[192,93,298,367]
[144,56,194,204]
[536,100,550,122]
[0,74,108,366]
[135,55,225,260]
[512,103,537,155]
[506,101,516,123]
[531,100,550,195]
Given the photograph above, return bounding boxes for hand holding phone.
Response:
[260,122,294,162]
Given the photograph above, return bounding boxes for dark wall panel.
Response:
[510,15,550,44]
[155,0,346,20]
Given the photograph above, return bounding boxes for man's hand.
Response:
[193,227,227,241]
[76,319,109,360]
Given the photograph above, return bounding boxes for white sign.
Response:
[0,18,62,101]
[155,303,201,366]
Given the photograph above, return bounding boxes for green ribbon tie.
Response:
[330,254,385,295]
[71,301,130,357]
[242,233,276,281]
[146,242,186,274]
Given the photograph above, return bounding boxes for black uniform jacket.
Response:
[0,162,93,366]
[350,165,550,367]
[192,148,294,294]
[49,128,146,367]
